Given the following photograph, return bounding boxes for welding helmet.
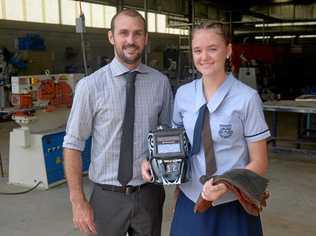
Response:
[147,126,190,185]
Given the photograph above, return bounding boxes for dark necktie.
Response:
[118,71,137,186]
[191,104,217,183]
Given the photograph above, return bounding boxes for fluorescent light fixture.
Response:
[254,35,316,39]
[255,22,316,27]
[255,36,271,39]
[299,35,316,38]
[273,0,292,3]
[273,35,296,39]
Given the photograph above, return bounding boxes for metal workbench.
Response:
[263,100,316,150]
[263,100,316,114]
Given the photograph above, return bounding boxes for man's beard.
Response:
[115,44,143,65]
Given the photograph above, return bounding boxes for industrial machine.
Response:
[0,48,11,109]
[238,66,258,90]
[2,73,91,189]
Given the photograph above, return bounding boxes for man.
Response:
[63,9,173,236]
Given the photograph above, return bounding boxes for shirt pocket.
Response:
[96,90,124,126]
[212,112,243,146]
[135,92,159,131]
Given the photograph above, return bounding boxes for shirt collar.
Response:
[109,57,150,77]
[194,73,235,113]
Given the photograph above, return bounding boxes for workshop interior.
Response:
[0,1,316,236]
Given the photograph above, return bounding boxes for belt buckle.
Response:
[125,186,134,195]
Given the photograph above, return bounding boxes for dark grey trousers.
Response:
[90,183,165,236]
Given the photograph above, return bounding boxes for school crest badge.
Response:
[219,124,233,138]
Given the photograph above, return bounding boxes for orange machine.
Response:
[10,73,83,125]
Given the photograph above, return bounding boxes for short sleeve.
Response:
[243,92,270,142]
[172,89,184,128]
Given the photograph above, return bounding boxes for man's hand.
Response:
[64,148,96,234]
[71,200,97,235]
[141,159,153,182]
[201,178,227,202]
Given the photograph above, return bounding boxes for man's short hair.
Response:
[110,8,147,33]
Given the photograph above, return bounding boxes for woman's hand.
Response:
[201,178,227,202]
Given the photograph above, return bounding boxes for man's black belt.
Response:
[95,182,149,195]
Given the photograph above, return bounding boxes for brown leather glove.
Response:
[194,169,269,216]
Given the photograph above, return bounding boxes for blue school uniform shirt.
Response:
[173,73,270,205]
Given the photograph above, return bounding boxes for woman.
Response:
[142,21,270,235]
[169,22,270,236]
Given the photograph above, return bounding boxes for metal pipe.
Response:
[144,0,148,65]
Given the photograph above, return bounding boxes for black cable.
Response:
[0,181,42,195]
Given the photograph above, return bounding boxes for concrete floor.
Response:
[1,121,316,236]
